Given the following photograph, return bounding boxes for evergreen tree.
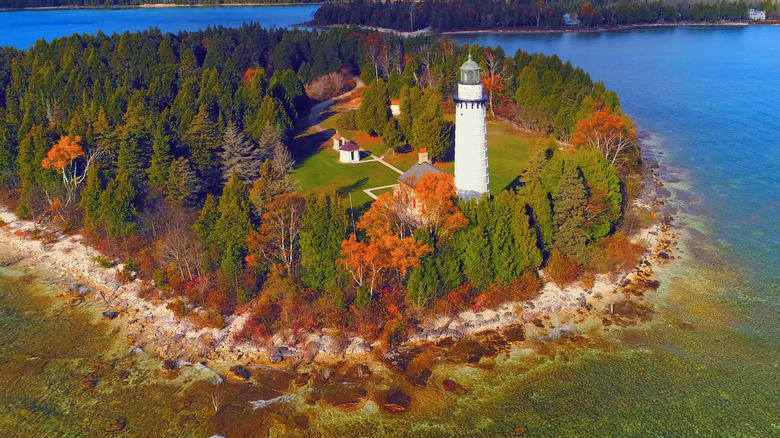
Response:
[213,171,253,276]
[411,88,450,159]
[299,193,348,290]
[524,179,554,249]
[249,96,292,143]
[147,112,174,193]
[574,147,622,240]
[220,120,260,185]
[398,84,413,138]
[356,78,391,136]
[406,257,440,308]
[194,194,220,272]
[80,164,103,229]
[99,170,138,238]
[382,118,406,151]
[182,104,220,190]
[463,225,491,291]
[552,167,589,263]
[166,158,199,208]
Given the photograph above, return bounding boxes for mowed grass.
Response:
[291,113,540,208]
[292,144,401,207]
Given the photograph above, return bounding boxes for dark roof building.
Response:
[398,161,447,188]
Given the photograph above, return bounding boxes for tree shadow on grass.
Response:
[503,174,525,193]
[290,128,336,167]
[337,177,369,196]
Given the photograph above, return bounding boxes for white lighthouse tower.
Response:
[454,55,489,201]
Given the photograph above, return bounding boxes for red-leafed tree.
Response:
[412,173,468,237]
[572,107,636,166]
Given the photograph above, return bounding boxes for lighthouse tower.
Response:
[454,55,489,201]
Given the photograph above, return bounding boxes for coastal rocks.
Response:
[105,417,126,433]
[322,383,368,408]
[344,337,371,355]
[383,390,412,412]
[442,379,468,395]
[407,368,432,388]
[502,324,525,343]
[270,347,295,363]
[228,365,251,381]
[102,310,119,320]
[383,346,423,373]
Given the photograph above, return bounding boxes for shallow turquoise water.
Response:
[0,5,318,49]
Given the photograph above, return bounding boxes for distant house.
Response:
[748,9,766,20]
[332,132,360,163]
[563,13,581,26]
[394,149,448,218]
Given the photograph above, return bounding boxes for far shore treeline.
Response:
[0,24,646,346]
[0,0,321,9]
[313,0,778,32]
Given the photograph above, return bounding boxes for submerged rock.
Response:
[383,390,412,412]
[81,376,97,389]
[162,360,178,371]
[442,379,468,395]
[228,365,251,381]
[102,310,119,320]
[322,383,367,408]
[407,368,432,388]
[105,417,126,433]
[294,373,310,387]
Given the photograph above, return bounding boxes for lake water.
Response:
[0,5,319,49]
[1,9,779,436]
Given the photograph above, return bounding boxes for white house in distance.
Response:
[748,9,766,20]
[563,13,581,26]
[332,132,360,163]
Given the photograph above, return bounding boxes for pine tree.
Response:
[166,158,199,208]
[219,120,260,185]
[406,257,440,308]
[463,225,492,291]
[356,78,391,136]
[213,171,252,276]
[299,193,348,290]
[382,118,406,151]
[249,96,292,143]
[574,147,622,240]
[194,194,220,271]
[552,167,589,263]
[398,84,413,138]
[272,142,296,193]
[182,104,220,190]
[80,164,103,229]
[147,112,174,193]
[411,88,451,159]
[524,179,554,249]
[99,170,138,238]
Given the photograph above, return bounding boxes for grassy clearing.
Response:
[291,114,540,208]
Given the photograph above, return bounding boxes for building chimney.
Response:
[418,148,429,164]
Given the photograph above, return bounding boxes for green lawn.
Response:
[292,146,401,207]
[292,115,540,208]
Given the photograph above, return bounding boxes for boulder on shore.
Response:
[383,390,412,412]
[442,379,468,395]
[228,365,251,381]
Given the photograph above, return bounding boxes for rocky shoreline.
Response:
[0,141,676,385]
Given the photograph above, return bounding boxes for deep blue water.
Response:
[464,27,780,303]
[0,5,318,49]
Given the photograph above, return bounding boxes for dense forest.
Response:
[0,23,644,346]
[313,0,777,32]
[0,0,320,9]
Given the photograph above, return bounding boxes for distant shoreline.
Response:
[0,3,324,13]
[307,19,780,37]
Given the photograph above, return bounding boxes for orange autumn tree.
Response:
[480,48,505,115]
[41,135,100,207]
[340,191,433,298]
[412,173,468,237]
[571,107,637,166]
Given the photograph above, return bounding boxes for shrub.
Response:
[15,204,31,220]
[335,110,358,130]
[94,255,115,269]
[511,271,543,301]
[353,285,372,309]
[546,251,583,286]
